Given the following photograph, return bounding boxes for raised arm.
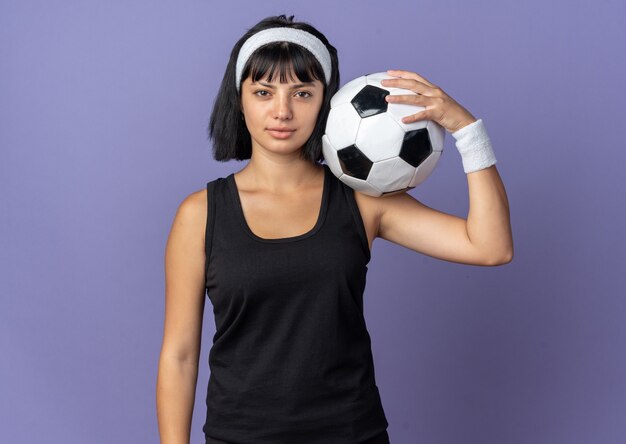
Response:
[156,189,207,444]
[373,69,513,266]
[376,164,512,266]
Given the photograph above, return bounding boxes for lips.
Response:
[267,129,295,140]
[267,127,295,132]
[266,127,296,139]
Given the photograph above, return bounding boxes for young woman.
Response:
[156,14,513,444]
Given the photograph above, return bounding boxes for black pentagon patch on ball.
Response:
[351,85,389,118]
[337,145,372,180]
[399,128,433,167]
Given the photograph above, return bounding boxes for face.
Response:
[239,71,325,158]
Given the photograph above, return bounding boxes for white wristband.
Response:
[451,118,497,174]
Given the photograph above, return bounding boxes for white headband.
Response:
[235,27,332,92]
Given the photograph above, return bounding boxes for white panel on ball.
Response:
[368,157,415,191]
[364,72,391,84]
[364,72,401,88]
[409,150,442,187]
[386,102,429,133]
[321,135,344,179]
[330,76,367,108]
[325,103,361,149]
[354,113,405,162]
[427,120,445,152]
[339,173,383,197]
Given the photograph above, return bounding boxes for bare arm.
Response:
[156,190,207,444]
[465,164,513,263]
[375,70,513,266]
[376,165,513,266]
[156,358,200,444]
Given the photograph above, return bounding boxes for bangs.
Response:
[240,41,325,88]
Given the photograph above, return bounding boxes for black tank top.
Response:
[202,163,389,443]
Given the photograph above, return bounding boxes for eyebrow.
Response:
[253,81,315,89]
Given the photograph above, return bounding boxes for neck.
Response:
[235,150,323,194]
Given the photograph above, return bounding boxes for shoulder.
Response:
[351,187,382,216]
[168,186,208,246]
[326,168,383,242]
[343,180,433,243]
[350,186,384,244]
[177,187,207,221]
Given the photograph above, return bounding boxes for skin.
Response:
[228,73,330,240]
[156,67,513,444]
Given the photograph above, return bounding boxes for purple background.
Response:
[2,0,625,443]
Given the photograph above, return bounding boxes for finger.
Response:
[386,69,437,88]
[385,93,430,105]
[380,77,434,96]
[400,109,429,124]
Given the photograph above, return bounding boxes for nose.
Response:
[273,94,293,120]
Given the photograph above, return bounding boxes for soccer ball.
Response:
[322,72,445,197]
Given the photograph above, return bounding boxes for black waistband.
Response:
[205,428,390,444]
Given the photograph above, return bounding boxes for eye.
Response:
[254,90,270,97]
[295,91,312,98]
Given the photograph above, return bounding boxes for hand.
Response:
[380,69,477,133]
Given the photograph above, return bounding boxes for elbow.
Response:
[484,249,514,266]
[498,250,514,265]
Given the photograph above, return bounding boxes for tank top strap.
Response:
[335,175,371,262]
[204,178,219,287]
